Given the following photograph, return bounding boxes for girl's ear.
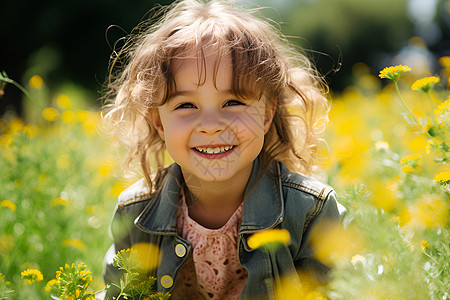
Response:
[150,108,165,140]
[264,100,276,134]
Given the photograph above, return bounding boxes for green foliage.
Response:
[112,249,170,300]
[47,262,96,300]
[322,62,449,299]
[1,57,449,300]
[0,89,121,298]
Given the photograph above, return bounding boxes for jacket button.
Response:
[175,244,186,257]
[161,275,173,289]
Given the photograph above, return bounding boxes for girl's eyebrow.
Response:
[169,90,195,100]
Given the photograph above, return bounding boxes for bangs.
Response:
[157,24,284,105]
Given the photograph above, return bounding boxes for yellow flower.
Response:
[132,242,162,271]
[406,198,449,228]
[421,240,430,252]
[22,124,37,138]
[45,279,59,292]
[401,165,415,173]
[111,182,128,197]
[98,159,115,176]
[434,99,450,115]
[370,181,399,212]
[56,94,71,109]
[21,269,43,284]
[50,197,69,207]
[247,229,291,251]
[1,200,16,211]
[439,56,450,68]
[310,223,363,265]
[42,107,59,122]
[61,110,76,123]
[433,171,450,186]
[400,153,421,164]
[63,238,86,250]
[29,75,43,89]
[350,254,366,265]
[378,65,411,81]
[411,76,439,93]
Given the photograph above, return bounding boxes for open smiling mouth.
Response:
[193,145,236,157]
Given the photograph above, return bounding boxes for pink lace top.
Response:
[171,191,248,299]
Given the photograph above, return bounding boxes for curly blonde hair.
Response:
[102,0,330,190]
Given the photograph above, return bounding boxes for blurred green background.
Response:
[1,1,449,299]
[1,0,449,116]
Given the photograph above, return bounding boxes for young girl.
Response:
[102,0,344,299]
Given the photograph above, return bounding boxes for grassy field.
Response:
[0,59,448,299]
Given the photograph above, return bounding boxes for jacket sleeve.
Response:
[294,190,346,284]
[102,204,132,299]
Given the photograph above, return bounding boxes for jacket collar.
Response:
[134,158,284,235]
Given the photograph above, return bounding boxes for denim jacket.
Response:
[102,158,345,299]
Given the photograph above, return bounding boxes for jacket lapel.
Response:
[239,159,284,234]
[134,164,183,234]
[134,159,284,236]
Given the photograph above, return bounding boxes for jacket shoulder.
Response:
[279,164,334,201]
[118,178,152,207]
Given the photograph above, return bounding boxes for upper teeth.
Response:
[195,145,234,154]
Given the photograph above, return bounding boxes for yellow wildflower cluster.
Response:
[400,153,421,164]
[434,99,450,115]
[378,65,411,81]
[400,153,422,173]
[49,262,94,299]
[21,268,43,284]
[36,93,99,135]
[45,278,59,292]
[398,197,448,228]
[433,171,450,186]
[411,76,440,93]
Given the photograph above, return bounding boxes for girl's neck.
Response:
[182,168,251,229]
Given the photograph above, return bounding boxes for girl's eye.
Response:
[175,102,196,109]
[224,100,244,107]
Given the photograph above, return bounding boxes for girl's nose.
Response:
[197,111,226,135]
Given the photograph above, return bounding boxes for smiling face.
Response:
[151,47,275,185]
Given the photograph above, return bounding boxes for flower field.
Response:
[0,58,449,299]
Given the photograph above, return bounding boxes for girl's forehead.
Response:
[171,45,231,70]
[171,46,233,91]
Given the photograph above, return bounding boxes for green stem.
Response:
[426,92,436,114]
[394,81,439,147]
[269,251,282,300]
[0,73,44,109]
